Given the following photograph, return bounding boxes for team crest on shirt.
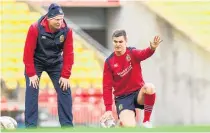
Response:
[126,54,131,61]
[60,35,64,43]
[119,104,123,111]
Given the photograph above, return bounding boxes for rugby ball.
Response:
[100,118,116,128]
[0,116,17,130]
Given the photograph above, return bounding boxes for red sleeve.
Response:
[61,29,74,79]
[23,23,38,77]
[103,61,113,111]
[132,47,155,62]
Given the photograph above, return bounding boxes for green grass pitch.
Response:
[1,125,210,132]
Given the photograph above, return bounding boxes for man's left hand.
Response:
[150,36,163,50]
[59,77,70,91]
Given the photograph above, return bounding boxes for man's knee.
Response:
[121,120,136,127]
[144,83,156,94]
[119,110,136,127]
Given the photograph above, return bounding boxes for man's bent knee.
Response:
[121,120,136,127]
[144,83,156,94]
[119,110,136,127]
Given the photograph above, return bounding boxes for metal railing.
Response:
[66,20,111,58]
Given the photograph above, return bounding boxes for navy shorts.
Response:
[115,89,144,117]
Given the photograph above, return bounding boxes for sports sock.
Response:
[143,93,156,122]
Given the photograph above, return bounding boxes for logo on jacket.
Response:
[60,35,64,43]
[126,54,131,61]
[59,9,63,14]
[41,36,46,39]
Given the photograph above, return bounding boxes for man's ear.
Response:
[124,36,128,42]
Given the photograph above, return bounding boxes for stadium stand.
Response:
[1,0,103,95]
[144,1,210,52]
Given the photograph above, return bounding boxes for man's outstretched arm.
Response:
[103,61,113,111]
[100,61,114,125]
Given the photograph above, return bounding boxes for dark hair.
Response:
[112,29,127,38]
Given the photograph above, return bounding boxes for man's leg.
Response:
[119,110,136,127]
[136,83,156,126]
[115,94,137,127]
[25,64,43,128]
[46,64,73,127]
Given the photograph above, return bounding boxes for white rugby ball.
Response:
[100,118,116,128]
[0,116,17,130]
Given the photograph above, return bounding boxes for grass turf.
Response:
[1,125,210,132]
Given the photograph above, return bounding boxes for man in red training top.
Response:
[101,30,162,128]
[23,3,74,128]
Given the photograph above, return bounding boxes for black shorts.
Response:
[115,89,144,117]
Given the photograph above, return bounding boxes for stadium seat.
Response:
[144,1,210,52]
[17,78,25,89]
[15,2,30,13]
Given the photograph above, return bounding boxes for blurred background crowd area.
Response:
[1,0,210,128]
